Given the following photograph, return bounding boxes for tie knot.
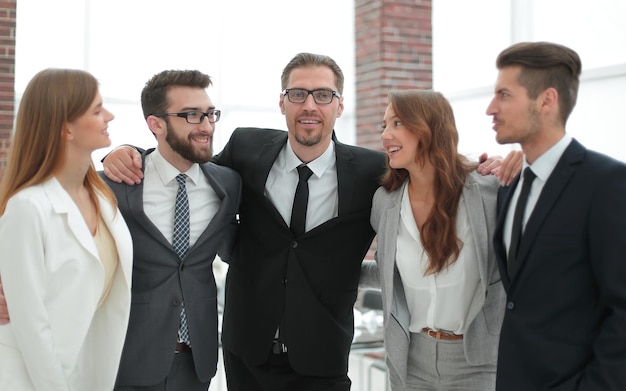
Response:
[176,173,187,188]
[297,165,313,182]
[523,167,536,182]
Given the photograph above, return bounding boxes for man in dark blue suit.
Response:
[487,41,626,390]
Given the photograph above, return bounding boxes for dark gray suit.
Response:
[102,148,241,387]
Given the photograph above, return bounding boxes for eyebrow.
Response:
[177,105,216,111]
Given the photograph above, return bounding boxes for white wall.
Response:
[15,0,356,167]
[16,1,626,164]
[433,0,626,162]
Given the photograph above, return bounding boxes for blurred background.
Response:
[5,1,626,390]
[12,0,626,168]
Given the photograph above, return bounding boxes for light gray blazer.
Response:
[361,172,505,387]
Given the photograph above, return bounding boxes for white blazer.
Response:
[0,177,133,391]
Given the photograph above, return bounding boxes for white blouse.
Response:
[396,184,481,335]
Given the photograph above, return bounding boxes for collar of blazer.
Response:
[43,177,132,286]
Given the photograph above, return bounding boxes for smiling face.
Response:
[279,65,344,162]
[381,103,421,172]
[486,65,542,146]
[151,86,215,170]
[66,91,114,153]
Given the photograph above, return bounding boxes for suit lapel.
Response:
[254,132,287,193]
[335,139,357,216]
[190,164,232,250]
[99,194,133,288]
[463,177,490,290]
[494,174,520,288]
[43,178,100,261]
[126,149,175,249]
[508,140,585,280]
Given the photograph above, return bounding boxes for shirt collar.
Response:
[284,139,335,179]
[524,133,572,182]
[151,148,201,186]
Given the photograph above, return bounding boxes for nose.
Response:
[198,115,215,131]
[105,108,115,122]
[486,98,497,116]
[381,128,391,143]
[302,92,318,109]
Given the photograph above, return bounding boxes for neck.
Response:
[56,150,92,192]
[289,135,331,164]
[158,144,194,173]
[407,163,436,202]
[522,128,565,164]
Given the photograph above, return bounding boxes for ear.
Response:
[63,125,74,141]
[336,96,344,118]
[279,93,286,115]
[147,115,166,136]
[539,87,558,113]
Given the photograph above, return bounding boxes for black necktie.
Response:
[290,165,313,237]
[508,167,537,274]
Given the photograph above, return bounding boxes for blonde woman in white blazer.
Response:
[361,90,513,391]
[0,68,132,390]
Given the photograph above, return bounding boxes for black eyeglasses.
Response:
[282,88,341,105]
[151,109,221,124]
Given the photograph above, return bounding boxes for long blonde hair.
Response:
[0,68,116,215]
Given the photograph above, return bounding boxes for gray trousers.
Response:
[390,331,496,391]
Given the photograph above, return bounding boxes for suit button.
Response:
[180,264,185,271]
[506,301,515,310]
[291,241,298,248]
[172,298,181,306]
[281,278,287,285]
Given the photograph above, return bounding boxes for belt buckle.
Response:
[426,329,441,339]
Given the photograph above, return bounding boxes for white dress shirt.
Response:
[265,140,338,232]
[396,185,481,335]
[503,134,572,255]
[143,148,220,247]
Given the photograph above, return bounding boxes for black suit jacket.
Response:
[493,139,626,390]
[102,149,241,386]
[215,127,386,377]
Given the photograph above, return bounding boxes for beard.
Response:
[165,124,212,164]
[294,131,322,147]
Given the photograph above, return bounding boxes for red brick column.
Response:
[355,0,432,259]
[0,1,16,182]
[355,0,432,151]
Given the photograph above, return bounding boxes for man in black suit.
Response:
[108,70,241,390]
[487,41,626,390]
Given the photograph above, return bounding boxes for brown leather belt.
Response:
[422,327,463,340]
[175,342,191,353]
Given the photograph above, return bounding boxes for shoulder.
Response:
[201,162,241,185]
[1,183,53,228]
[339,142,385,161]
[230,127,287,142]
[466,171,500,193]
[336,142,386,178]
[373,182,404,207]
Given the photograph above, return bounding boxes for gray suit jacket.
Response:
[102,149,241,386]
[361,171,504,387]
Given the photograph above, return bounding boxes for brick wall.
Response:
[354,0,432,259]
[0,1,16,182]
[355,0,432,151]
